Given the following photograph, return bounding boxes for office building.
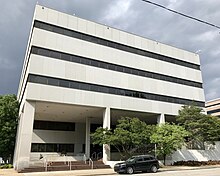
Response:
[14,5,205,170]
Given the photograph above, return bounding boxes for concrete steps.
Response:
[19,161,110,173]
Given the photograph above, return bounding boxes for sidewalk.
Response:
[0,168,115,176]
[0,165,220,176]
[0,169,21,176]
[160,165,220,172]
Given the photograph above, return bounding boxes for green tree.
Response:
[176,105,220,148]
[0,94,19,162]
[150,123,188,165]
[91,117,155,159]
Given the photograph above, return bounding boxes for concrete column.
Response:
[13,113,23,169]
[13,101,35,170]
[85,117,91,159]
[157,113,165,125]
[103,107,110,163]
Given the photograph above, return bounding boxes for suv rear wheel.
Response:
[127,167,134,174]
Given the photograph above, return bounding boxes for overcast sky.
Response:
[1,0,220,101]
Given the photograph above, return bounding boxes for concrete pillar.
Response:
[157,113,165,125]
[103,107,110,163]
[85,117,91,159]
[13,101,35,170]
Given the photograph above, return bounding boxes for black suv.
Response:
[114,155,159,174]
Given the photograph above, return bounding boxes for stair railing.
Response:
[43,156,47,172]
[96,152,102,160]
[88,158,93,169]
[83,154,87,164]
[68,157,72,170]
[91,152,97,160]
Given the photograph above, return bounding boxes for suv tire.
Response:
[150,165,158,173]
[127,166,134,174]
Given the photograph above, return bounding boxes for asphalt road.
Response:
[112,168,220,176]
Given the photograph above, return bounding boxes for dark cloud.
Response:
[0,0,219,101]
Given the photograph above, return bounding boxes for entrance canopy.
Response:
[34,101,174,125]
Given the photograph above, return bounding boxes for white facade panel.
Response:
[67,15,78,31]
[32,130,76,143]
[47,8,59,25]
[32,123,85,144]
[86,21,96,35]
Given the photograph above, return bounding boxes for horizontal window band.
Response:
[27,74,205,107]
[31,46,203,88]
[207,109,220,115]
[31,143,74,153]
[34,20,200,70]
[205,102,220,108]
[34,120,75,131]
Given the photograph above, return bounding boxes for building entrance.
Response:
[90,124,103,160]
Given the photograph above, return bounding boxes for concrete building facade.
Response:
[14,5,205,170]
[205,98,220,117]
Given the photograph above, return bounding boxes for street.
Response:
[111,168,220,176]
[1,167,220,176]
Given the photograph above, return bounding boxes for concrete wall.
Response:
[167,141,220,165]
[32,122,86,154]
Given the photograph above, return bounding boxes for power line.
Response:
[142,0,220,30]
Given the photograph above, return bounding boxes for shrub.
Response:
[173,160,220,166]
[0,164,13,169]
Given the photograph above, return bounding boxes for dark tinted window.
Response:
[31,144,38,152]
[63,29,72,37]
[46,144,56,152]
[50,51,60,59]
[71,55,81,63]
[59,80,69,88]
[48,78,59,86]
[72,31,81,39]
[33,76,47,84]
[61,53,71,61]
[38,144,46,152]
[34,120,75,131]
[91,60,99,67]
[31,143,74,152]
[136,157,143,162]
[38,48,48,56]
[207,109,220,114]
[80,83,90,90]
[144,157,152,161]
[70,82,80,89]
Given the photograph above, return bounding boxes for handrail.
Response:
[83,154,87,164]
[96,152,102,160]
[42,154,88,171]
[68,157,72,170]
[91,152,96,160]
[88,158,93,169]
[43,157,47,172]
